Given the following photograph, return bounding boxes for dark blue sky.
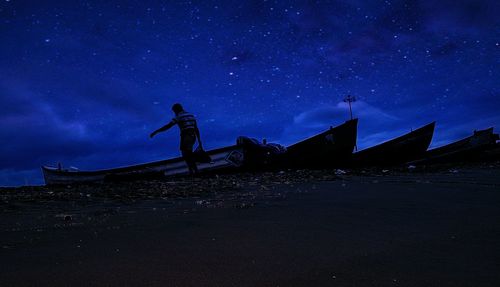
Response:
[1,0,499,186]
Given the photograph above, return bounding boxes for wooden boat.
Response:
[479,142,500,161]
[41,119,359,185]
[410,127,499,164]
[284,118,358,168]
[42,145,245,185]
[351,122,435,166]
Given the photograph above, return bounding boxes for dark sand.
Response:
[1,165,500,286]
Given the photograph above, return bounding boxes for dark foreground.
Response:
[1,165,500,286]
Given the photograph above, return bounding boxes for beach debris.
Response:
[9,164,498,202]
[55,214,73,221]
[235,202,254,209]
[335,169,347,175]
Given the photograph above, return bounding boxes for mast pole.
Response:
[343,95,356,120]
[343,94,357,151]
[349,101,353,120]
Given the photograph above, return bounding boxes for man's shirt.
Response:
[172,111,197,133]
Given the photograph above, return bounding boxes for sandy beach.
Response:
[1,163,500,286]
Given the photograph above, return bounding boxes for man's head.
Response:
[171,103,184,115]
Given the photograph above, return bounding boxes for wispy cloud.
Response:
[280,100,400,147]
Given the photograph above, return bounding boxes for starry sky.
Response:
[1,0,499,186]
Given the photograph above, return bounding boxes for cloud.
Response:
[280,100,400,148]
[294,101,397,127]
[430,114,500,148]
[0,78,151,172]
[0,168,43,187]
[431,42,459,57]
[422,0,498,35]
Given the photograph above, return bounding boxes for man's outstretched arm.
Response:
[150,121,175,138]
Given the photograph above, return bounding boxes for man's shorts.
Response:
[180,130,196,152]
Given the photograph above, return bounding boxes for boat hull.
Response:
[42,120,359,185]
[352,122,436,166]
[283,119,358,168]
[42,146,245,185]
[411,127,499,164]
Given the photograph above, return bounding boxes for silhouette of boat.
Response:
[480,142,500,161]
[352,122,435,166]
[42,146,245,185]
[410,127,499,164]
[284,119,358,168]
[41,119,359,185]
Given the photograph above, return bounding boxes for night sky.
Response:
[1,0,498,186]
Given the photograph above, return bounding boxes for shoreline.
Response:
[1,162,500,286]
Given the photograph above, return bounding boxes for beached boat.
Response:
[480,142,500,161]
[41,119,359,185]
[284,118,358,168]
[42,146,245,185]
[351,122,435,166]
[410,127,499,164]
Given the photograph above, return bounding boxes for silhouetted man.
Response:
[150,103,202,175]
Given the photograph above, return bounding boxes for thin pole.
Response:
[343,95,356,120]
[349,101,353,120]
[343,95,357,151]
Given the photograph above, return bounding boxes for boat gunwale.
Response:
[286,118,358,150]
[42,144,241,176]
[354,122,436,155]
[42,119,359,179]
[425,127,495,155]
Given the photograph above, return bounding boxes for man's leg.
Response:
[181,149,198,175]
[180,132,198,175]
